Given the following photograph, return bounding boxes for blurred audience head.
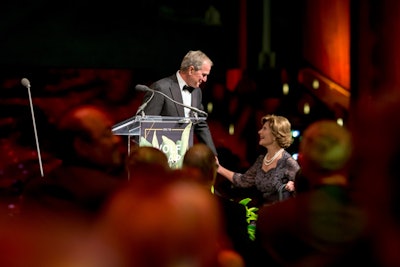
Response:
[126,146,170,183]
[95,169,226,267]
[298,120,352,187]
[182,143,218,189]
[127,146,169,170]
[54,105,124,173]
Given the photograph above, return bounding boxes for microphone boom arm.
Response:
[135,84,208,117]
[135,91,154,116]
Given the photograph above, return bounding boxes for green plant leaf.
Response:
[239,197,252,206]
[248,225,256,241]
[248,207,258,213]
[238,197,259,240]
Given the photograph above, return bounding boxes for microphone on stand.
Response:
[21,78,44,177]
[135,90,154,116]
[135,84,208,117]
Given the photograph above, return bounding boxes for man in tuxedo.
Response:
[139,50,217,155]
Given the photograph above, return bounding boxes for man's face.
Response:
[188,62,212,88]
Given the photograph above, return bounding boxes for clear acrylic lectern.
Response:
[112,115,205,168]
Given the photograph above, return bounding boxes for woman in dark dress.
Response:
[217,114,300,207]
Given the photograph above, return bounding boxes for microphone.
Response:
[135,84,152,92]
[21,78,44,177]
[135,91,154,116]
[135,84,208,117]
[21,78,30,88]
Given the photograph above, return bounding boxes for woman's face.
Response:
[258,121,275,148]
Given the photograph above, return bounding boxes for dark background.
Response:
[0,0,302,78]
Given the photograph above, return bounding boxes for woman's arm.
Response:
[284,157,300,192]
[215,157,235,182]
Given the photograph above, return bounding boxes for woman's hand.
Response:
[215,156,220,172]
[214,157,234,182]
[285,181,295,192]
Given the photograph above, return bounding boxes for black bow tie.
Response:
[183,85,195,93]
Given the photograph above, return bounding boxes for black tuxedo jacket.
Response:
[142,74,217,155]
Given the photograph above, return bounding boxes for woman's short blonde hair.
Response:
[261,114,293,149]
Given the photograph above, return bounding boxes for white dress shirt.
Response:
[176,71,192,117]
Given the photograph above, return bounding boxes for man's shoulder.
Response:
[153,74,177,88]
